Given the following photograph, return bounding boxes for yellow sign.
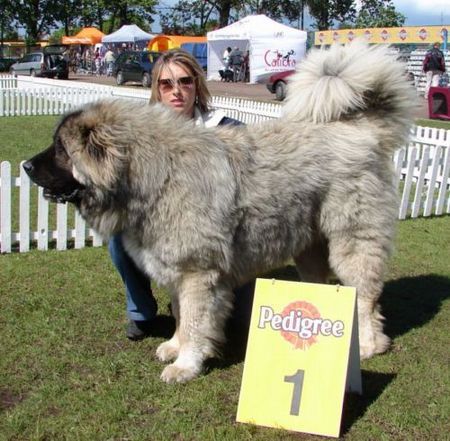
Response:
[314,25,450,45]
[236,279,361,438]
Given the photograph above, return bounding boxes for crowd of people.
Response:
[220,46,250,82]
[66,43,138,76]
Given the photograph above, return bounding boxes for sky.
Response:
[152,0,450,33]
[372,0,449,27]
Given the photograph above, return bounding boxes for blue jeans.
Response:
[108,234,158,322]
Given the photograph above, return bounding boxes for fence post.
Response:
[19,161,31,252]
[37,187,49,250]
[56,203,68,250]
[435,147,450,215]
[0,161,12,252]
[423,146,442,216]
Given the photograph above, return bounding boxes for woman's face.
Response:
[158,62,197,118]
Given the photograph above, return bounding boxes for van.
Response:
[180,42,207,71]
[9,45,69,79]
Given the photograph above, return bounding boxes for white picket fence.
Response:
[0,75,449,253]
[0,75,282,122]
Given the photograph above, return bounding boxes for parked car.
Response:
[180,42,207,71]
[112,50,160,87]
[9,45,69,79]
[0,57,18,72]
[266,70,295,101]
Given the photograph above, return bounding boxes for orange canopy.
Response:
[62,27,105,45]
[147,35,206,52]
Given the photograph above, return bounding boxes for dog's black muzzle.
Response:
[23,149,85,205]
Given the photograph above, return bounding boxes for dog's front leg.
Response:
[158,272,233,383]
[156,295,180,363]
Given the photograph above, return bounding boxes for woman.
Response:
[109,49,241,340]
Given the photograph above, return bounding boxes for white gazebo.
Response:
[207,15,307,83]
[102,24,154,44]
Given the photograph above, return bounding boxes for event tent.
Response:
[148,35,206,52]
[207,15,307,83]
[62,27,105,45]
[102,24,154,44]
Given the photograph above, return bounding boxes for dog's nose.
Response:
[22,161,33,174]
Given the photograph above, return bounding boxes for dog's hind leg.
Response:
[327,232,392,360]
[293,239,331,283]
[159,272,234,383]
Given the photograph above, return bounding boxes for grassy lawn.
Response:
[415,119,450,130]
[0,218,449,440]
[0,116,449,440]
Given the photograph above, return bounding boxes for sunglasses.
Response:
[158,76,195,92]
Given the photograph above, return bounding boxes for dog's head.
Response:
[23,102,129,206]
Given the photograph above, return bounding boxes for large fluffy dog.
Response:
[24,42,413,383]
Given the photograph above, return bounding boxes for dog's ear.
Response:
[71,106,126,189]
[84,129,108,162]
[78,114,109,162]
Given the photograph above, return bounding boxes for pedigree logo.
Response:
[258,301,345,350]
[264,49,297,69]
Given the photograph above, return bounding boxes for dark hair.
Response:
[150,49,210,113]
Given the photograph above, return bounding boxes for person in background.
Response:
[94,47,101,76]
[108,49,242,340]
[222,46,232,69]
[229,46,243,82]
[104,47,116,76]
[423,41,446,99]
[242,50,250,82]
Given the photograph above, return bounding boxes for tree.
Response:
[306,0,356,30]
[159,0,230,34]
[106,0,156,31]
[14,0,62,45]
[52,0,83,36]
[236,0,303,25]
[355,0,405,28]
[0,0,16,56]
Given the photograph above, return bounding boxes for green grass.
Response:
[0,218,449,440]
[0,116,449,440]
[0,115,77,235]
[415,119,450,130]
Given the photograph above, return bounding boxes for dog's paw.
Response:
[359,331,390,359]
[156,340,180,363]
[160,363,201,383]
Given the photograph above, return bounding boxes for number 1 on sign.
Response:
[284,369,305,416]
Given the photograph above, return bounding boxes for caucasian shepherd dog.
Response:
[24,42,413,383]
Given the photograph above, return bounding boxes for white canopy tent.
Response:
[102,24,154,44]
[207,15,307,83]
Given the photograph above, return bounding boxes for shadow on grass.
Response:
[341,370,396,434]
[382,274,450,340]
[147,315,175,339]
[209,269,450,372]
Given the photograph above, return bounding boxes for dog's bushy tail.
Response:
[283,40,414,138]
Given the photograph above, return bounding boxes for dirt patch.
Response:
[0,388,26,411]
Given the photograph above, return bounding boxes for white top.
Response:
[193,107,227,128]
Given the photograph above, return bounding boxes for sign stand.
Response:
[236,278,362,438]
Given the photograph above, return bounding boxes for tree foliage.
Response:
[14,0,63,44]
[9,0,408,45]
[306,0,356,30]
[355,0,405,28]
[0,0,17,42]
